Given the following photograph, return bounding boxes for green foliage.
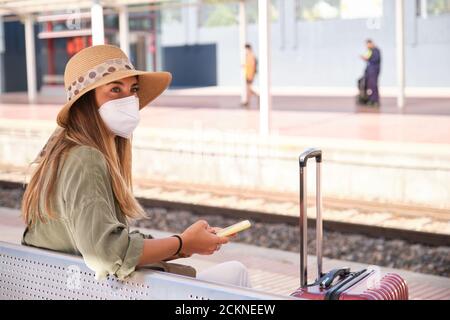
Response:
[201,2,238,27]
[427,0,450,15]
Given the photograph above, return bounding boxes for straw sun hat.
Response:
[56,44,172,127]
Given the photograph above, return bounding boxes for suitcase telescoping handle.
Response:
[299,148,323,288]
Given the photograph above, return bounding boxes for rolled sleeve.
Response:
[114,231,145,280]
[72,201,145,281]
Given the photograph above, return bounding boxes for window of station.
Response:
[197,0,279,28]
[296,0,383,21]
[161,2,183,25]
[417,0,450,18]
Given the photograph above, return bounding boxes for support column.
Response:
[396,0,405,109]
[285,0,297,49]
[24,14,37,103]
[184,0,198,45]
[91,0,105,45]
[239,0,247,104]
[258,0,272,136]
[118,5,130,56]
[420,0,427,18]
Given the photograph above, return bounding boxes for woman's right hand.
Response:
[180,220,229,255]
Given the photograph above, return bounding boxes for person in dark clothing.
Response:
[360,39,381,107]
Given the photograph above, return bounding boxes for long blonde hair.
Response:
[22,90,144,225]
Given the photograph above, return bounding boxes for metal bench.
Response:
[0,241,295,300]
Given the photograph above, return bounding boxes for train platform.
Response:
[0,92,449,230]
[1,206,449,300]
[0,93,450,144]
[1,86,450,114]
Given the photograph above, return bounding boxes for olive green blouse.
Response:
[22,145,149,281]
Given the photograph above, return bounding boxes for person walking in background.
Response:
[242,43,259,108]
[360,39,381,107]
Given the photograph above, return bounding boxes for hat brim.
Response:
[57,69,172,127]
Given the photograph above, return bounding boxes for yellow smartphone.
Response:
[216,220,252,237]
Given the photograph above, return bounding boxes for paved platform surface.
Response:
[2,88,450,115]
[0,91,450,145]
[1,206,449,300]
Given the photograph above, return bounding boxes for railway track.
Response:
[0,177,448,247]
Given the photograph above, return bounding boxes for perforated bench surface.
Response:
[0,241,294,300]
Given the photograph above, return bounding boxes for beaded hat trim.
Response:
[66,58,135,101]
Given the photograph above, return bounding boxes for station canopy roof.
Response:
[0,0,189,16]
[0,0,244,17]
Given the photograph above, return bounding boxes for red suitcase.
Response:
[290,148,409,300]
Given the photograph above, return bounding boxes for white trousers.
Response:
[196,261,252,288]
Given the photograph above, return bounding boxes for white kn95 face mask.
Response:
[98,95,140,139]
